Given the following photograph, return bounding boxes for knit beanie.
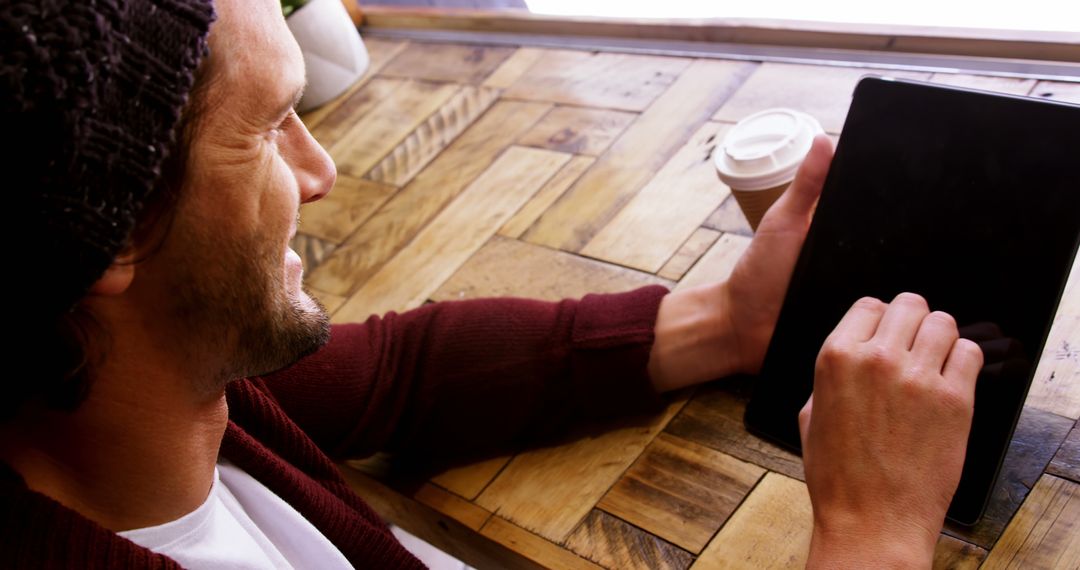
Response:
[3,0,216,322]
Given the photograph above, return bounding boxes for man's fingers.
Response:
[798,394,814,450]
[911,311,960,373]
[943,338,984,387]
[874,293,930,350]
[827,297,887,345]
[771,135,834,220]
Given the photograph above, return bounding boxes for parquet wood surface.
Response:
[305,38,1080,569]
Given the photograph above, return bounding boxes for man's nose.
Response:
[297,126,336,204]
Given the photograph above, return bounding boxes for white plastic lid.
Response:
[714,108,824,191]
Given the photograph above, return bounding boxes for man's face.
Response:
[138,0,336,392]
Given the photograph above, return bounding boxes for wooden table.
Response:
[297,36,1080,569]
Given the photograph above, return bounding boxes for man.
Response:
[1,0,982,568]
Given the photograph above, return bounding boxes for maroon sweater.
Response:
[0,286,668,568]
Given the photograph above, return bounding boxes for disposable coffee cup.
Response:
[714,109,824,231]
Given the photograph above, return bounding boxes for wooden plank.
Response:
[337,465,547,570]
[982,474,1080,570]
[703,195,756,238]
[299,174,396,244]
[1032,81,1080,105]
[499,155,595,239]
[413,483,492,531]
[431,455,513,501]
[1049,423,1080,483]
[335,147,571,319]
[581,122,732,273]
[691,472,811,570]
[483,47,546,89]
[929,73,1037,96]
[1027,260,1080,419]
[524,60,757,253]
[713,62,930,134]
[658,228,722,282]
[331,80,461,178]
[502,50,692,112]
[597,433,765,553]
[290,233,336,275]
[933,535,987,570]
[378,41,516,84]
[300,37,409,130]
[518,106,637,156]
[309,77,407,149]
[665,383,805,481]
[475,398,687,544]
[307,100,550,297]
[480,516,604,570]
[943,406,1074,549]
[675,233,752,292]
[431,236,672,304]
[365,85,501,187]
[565,509,694,570]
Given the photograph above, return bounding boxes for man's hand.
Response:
[801,294,983,568]
[649,135,834,391]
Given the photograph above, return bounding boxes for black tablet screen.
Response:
[744,76,1080,524]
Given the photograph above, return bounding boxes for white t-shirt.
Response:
[118,461,352,570]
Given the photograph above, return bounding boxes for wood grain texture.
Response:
[565,509,694,570]
[933,535,987,570]
[1027,260,1080,419]
[378,41,516,84]
[335,146,571,319]
[581,122,731,273]
[502,50,691,112]
[1048,423,1080,483]
[929,73,1036,96]
[480,516,605,570]
[432,455,513,501]
[665,383,805,482]
[658,228,722,282]
[431,236,672,304]
[944,406,1074,549]
[702,195,753,237]
[482,47,546,89]
[331,80,461,177]
[413,483,492,531]
[299,174,396,244]
[1032,81,1080,105]
[300,37,409,130]
[365,85,501,187]
[675,233,752,292]
[712,62,930,133]
[338,465,546,569]
[691,472,811,570]
[290,233,336,275]
[518,105,637,156]
[597,433,765,553]
[475,398,687,543]
[500,155,595,239]
[309,77,407,148]
[307,100,550,296]
[982,474,1080,570]
[524,60,757,253]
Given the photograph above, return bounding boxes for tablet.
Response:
[743,76,1080,525]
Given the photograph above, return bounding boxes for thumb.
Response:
[771,134,833,222]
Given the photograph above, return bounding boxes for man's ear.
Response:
[88,250,137,296]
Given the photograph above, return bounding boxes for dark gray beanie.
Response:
[3,0,216,321]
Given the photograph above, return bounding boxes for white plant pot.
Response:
[286,0,370,113]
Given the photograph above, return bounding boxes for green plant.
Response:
[281,0,308,17]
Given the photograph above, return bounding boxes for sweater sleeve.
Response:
[253,285,669,460]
